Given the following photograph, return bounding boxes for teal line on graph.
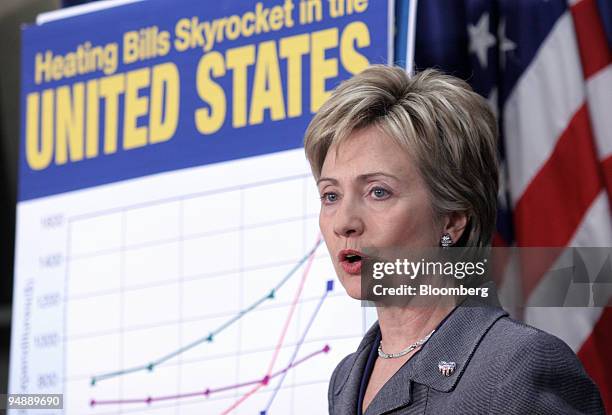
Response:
[90,238,322,386]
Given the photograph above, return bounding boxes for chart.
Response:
[11,148,376,414]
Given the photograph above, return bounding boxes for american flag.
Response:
[402,0,612,411]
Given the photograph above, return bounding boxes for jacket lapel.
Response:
[332,322,415,415]
[333,323,380,414]
[409,300,507,393]
[363,362,413,415]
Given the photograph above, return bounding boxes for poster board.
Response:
[10,0,394,413]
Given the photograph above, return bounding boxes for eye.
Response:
[370,187,391,199]
[320,192,339,204]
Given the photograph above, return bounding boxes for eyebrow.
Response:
[316,172,400,186]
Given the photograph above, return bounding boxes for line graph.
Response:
[89,248,333,412]
[90,238,323,386]
[90,344,330,407]
[219,236,318,415]
[52,149,370,415]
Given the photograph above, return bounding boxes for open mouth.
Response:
[339,250,365,275]
[345,254,362,263]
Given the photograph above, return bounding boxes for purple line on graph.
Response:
[207,378,262,395]
[90,345,330,407]
[262,282,333,413]
[269,345,331,379]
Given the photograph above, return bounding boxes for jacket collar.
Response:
[334,294,508,414]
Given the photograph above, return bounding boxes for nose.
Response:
[333,200,365,238]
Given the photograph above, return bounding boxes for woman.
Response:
[304,66,604,414]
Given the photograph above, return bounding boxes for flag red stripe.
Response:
[514,104,603,248]
[570,0,612,79]
[492,231,507,248]
[578,306,612,414]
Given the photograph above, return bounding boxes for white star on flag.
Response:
[468,12,496,69]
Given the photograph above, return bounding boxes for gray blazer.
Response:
[328,303,605,414]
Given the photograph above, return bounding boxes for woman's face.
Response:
[317,126,441,299]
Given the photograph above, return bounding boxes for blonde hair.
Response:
[304,65,499,247]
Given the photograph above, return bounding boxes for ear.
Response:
[442,211,469,244]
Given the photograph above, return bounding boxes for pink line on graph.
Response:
[216,347,330,415]
[219,236,320,415]
[267,237,319,375]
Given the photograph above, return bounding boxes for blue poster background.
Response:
[19,0,392,201]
